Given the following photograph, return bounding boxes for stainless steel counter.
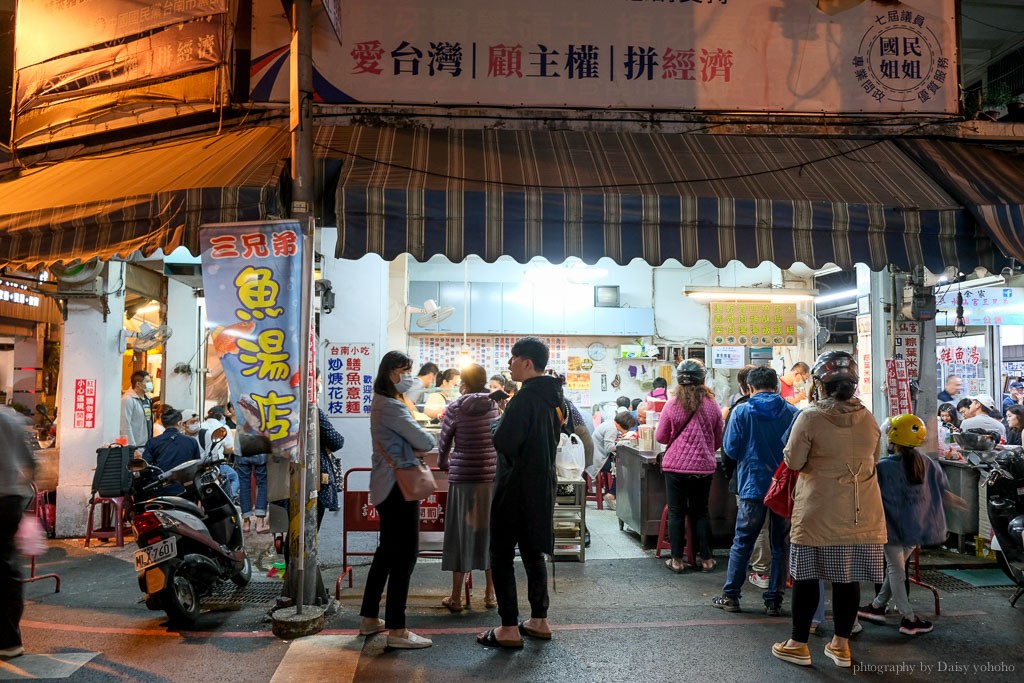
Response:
[937,458,980,549]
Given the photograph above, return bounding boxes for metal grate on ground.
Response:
[918,569,1017,593]
[204,579,284,608]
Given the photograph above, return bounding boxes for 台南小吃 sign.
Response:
[324,344,375,418]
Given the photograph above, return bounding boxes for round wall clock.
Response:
[587,342,607,361]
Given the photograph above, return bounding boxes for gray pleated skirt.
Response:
[441,481,494,572]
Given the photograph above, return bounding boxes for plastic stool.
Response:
[584,472,604,510]
[655,504,696,567]
[85,495,132,547]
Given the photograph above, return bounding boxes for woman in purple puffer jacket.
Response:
[655,358,724,573]
[437,363,501,611]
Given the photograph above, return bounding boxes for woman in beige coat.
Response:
[771,351,886,670]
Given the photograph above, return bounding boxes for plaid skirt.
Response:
[789,544,885,583]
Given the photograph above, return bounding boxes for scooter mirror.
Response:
[211,426,228,443]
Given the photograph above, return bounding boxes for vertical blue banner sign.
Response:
[200,220,306,461]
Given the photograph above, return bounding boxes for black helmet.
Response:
[676,358,707,385]
[811,350,858,384]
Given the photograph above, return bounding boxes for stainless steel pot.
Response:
[953,430,999,451]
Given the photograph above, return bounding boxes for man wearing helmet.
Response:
[858,414,956,637]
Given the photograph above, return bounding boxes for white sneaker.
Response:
[387,631,433,649]
[748,571,770,589]
[0,645,24,659]
[603,493,617,510]
[852,621,863,635]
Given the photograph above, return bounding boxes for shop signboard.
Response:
[936,287,1024,326]
[710,302,797,347]
[856,314,872,412]
[323,343,375,418]
[893,320,920,380]
[252,0,957,115]
[200,220,308,463]
[73,378,96,429]
[711,346,746,369]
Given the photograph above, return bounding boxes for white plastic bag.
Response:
[556,433,585,479]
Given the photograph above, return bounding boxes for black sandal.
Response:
[476,628,524,649]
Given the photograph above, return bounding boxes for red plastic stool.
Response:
[907,546,941,616]
[85,496,132,547]
[583,472,601,509]
[655,504,696,567]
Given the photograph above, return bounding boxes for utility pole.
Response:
[274,0,327,637]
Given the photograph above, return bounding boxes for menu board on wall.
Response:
[710,303,798,346]
[323,343,375,418]
[414,336,568,375]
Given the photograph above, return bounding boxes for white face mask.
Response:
[144,380,154,393]
[394,373,414,394]
[183,420,200,434]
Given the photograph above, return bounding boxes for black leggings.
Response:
[791,579,860,641]
[663,472,713,560]
[359,485,420,630]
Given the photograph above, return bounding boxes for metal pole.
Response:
[286,0,323,610]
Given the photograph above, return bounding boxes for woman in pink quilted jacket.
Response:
[655,359,724,573]
[437,363,501,611]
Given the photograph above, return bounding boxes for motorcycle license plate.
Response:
[134,537,177,572]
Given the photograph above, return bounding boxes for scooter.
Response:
[128,427,251,624]
[981,448,1024,607]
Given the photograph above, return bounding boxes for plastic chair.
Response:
[84,495,133,547]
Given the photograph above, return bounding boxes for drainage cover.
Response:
[205,579,283,607]
[918,569,1017,593]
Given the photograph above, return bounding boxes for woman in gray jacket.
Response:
[358,351,436,650]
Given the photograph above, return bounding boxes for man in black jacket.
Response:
[479,337,562,648]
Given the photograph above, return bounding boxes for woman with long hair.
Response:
[359,351,437,650]
[857,414,952,637]
[655,359,724,574]
[772,351,886,669]
[1006,405,1024,446]
[937,402,961,434]
[436,363,500,612]
[424,368,461,420]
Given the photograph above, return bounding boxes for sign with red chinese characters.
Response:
[73,378,96,429]
[251,0,956,114]
[885,360,913,416]
[893,320,920,380]
[324,343,375,418]
[345,490,447,532]
[938,345,982,367]
[856,314,872,413]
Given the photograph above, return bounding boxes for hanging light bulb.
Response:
[953,291,968,338]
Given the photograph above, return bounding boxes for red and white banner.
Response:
[252,0,957,114]
[73,378,97,429]
[885,359,913,416]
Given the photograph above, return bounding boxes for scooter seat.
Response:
[146,495,205,519]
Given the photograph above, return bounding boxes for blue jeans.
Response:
[236,461,268,518]
[219,465,240,502]
[722,498,790,605]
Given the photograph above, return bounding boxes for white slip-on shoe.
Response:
[0,645,25,659]
[387,631,433,649]
[358,618,386,636]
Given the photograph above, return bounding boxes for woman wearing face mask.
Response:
[359,351,437,649]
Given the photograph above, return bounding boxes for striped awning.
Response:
[897,138,1024,265]
[0,127,289,269]
[331,126,1000,272]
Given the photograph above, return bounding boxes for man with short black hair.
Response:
[406,362,439,408]
[142,407,202,496]
[1002,381,1024,414]
[779,362,810,405]
[120,370,154,457]
[713,366,798,616]
[480,337,562,648]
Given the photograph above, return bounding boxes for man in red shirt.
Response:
[779,362,810,405]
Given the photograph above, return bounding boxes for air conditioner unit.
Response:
[56,278,104,298]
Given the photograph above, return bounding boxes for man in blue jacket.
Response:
[712,366,798,616]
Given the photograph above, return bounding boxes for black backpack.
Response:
[91,445,133,498]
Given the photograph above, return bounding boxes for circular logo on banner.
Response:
[851,10,948,106]
[580,358,594,371]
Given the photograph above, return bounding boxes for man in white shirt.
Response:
[588,411,638,510]
[960,394,1007,441]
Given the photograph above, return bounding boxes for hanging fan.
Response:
[410,299,454,329]
[797,312,830,350]
[119,322,174,352]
